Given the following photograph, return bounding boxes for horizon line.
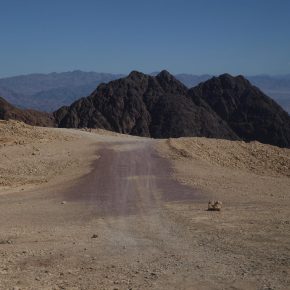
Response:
[1,69,290,79]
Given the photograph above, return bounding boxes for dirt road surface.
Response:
[0,138,205,290]
[0,128,289,290]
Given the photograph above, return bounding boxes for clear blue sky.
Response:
[0,0,289,77]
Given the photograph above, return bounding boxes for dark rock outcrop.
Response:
[0,97,55,127]
[54,71,238,140]
[189,74,290,148]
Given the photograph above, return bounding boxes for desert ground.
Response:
[0,120,289,290]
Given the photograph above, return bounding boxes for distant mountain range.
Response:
[0,70,289,113]
[0,71,123,112]
[1,70,290,148]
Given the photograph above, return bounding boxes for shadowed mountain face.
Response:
[54,71,238,140]
[54,70,290,147]
[189,74,290,148]
[0,97,54,127]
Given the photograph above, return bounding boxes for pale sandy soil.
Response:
[0,121,136,195]
[156,137,290,289]
[0,120,97,194]
[0,121,289,290]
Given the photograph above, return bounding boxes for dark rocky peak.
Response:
[156,70,188,95]
[189,74,290,148]
[198,73,250,91]
[127,70,148,82]
[218,73,250,89]
[90,71,151,101]
[157,70,174,81]
[189,74,254,104]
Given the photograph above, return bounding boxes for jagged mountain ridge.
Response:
[54,70,238,140]
[54,70,290,147]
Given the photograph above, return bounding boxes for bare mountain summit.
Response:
[189,74,290,148]
[54,70,238,140]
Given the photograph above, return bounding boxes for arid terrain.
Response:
[0,121,289,290]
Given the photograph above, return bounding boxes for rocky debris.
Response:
[208,200,222,211]
[0,239,13,244]
[61,201,67,205]
[0,120,71,145]
[0,120,80,189]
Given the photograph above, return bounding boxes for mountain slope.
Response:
[189,74,290,148]
[54,71,238,139]
[0,97,54,126]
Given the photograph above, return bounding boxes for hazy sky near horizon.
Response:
[0,0,289,77]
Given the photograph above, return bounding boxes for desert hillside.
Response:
[0,120,140,193]
[0,120,98,192]
[157,137,290,202]
[0,122,289,289]
[164,137,290,177]
[156,137,290,289]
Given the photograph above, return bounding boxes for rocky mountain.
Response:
[54,70,290,148]
[176,74,290,114]
[0,97,54,127]
[0,71,290,113]
[189,74,290,148]
[54,71,238,140]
